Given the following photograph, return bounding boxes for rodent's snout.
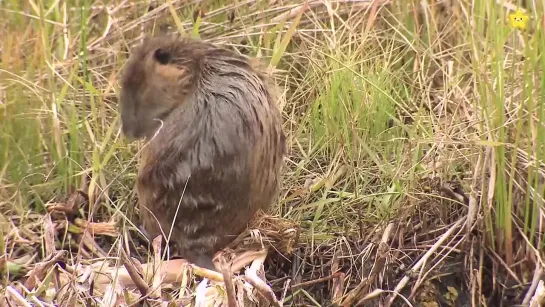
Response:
[119,92,150,141]
[120,117,145,141]
[120,124,136,142]
[120,114,162,141]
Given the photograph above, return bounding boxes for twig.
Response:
[79,232,109,258]
[92,258,223,292]
[342,223,394,306]
[291,272,343,289]
[355,223,395,305]
[102,283,127,307]
[487,247,523,285]
[119,247,149,297]
[74,218,119,237]
[229,249,268,273]
[244,253,281,307]
[219,255,237,307]
[281,278,291,303]
[149,235,164,299]
[270,1,312,23]
[340,277,368,307]
[5,286,32,307]
[332,272,345,303]
[363,289,414,307]
[191,265,225,282]
[529,280,545,307]
[523,266,544,306]
[385,217,466,307]
[23,250,68,290]
[466,150,482,232]
[331,250,345,304]
[43,213,56,257]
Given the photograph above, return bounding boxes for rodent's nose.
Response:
[120,122,143,141]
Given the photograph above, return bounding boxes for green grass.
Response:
[1,0,545,306]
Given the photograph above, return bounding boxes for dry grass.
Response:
[1,0,545,306]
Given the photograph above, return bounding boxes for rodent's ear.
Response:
[154,48,171,65]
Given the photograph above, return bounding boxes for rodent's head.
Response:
[119,36,197,140]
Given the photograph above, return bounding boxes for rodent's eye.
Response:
[154,48,171,65]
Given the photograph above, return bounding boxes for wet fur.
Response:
[119,36,285,270]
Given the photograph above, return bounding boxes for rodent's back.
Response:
[123,37,285,268]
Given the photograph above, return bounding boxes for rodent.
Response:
[118,35,286,271]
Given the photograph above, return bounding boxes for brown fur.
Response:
[118,36,286,270]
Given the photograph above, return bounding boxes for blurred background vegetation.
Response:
[1,0,544,305]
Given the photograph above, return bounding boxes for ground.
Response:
[1,0,545,306]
